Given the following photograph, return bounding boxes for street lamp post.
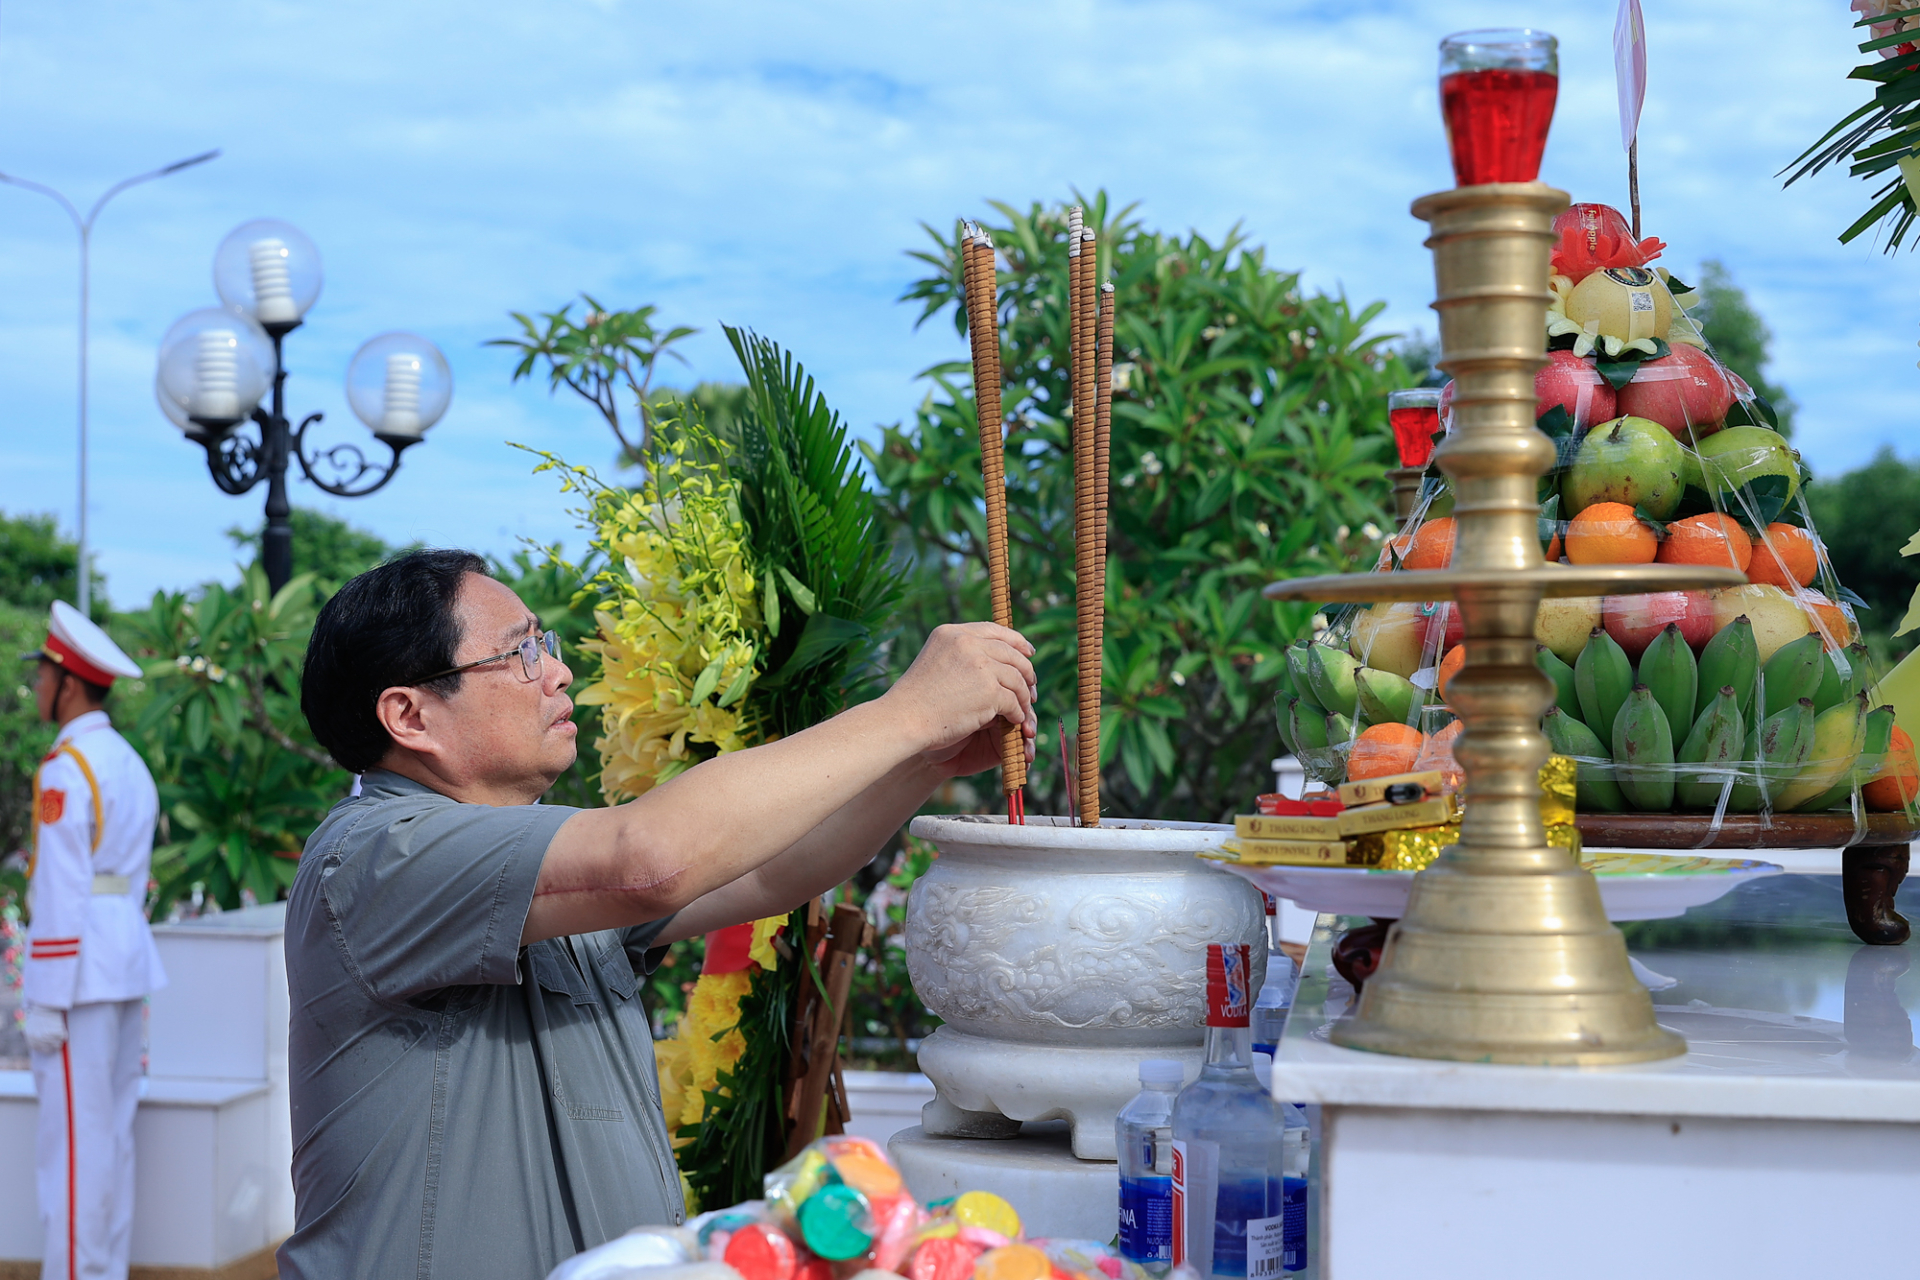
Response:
[0,150,221,615]
[157,220,452,595]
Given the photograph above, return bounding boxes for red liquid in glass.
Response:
[1441,68,1557,186]
[1389,406,1442,468]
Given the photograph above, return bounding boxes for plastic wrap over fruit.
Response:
[544,1225,720,1280]
[764,1135,922,1269]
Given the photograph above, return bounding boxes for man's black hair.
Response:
[301,549,490,773]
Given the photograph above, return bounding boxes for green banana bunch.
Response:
[1328,711,1357,747]
[1543,705,1624,811]
[1575,626,1633,742]
[1290,698,1330,753]
[1275,693,1298,756]
[1844,643,1874,700]
[1760,632,1825,719]
[1305,643,1361,719]
[1809,642,1875,715]
[1613,684,1676,811]
[1776,691,1869,811]
[1811,645,1847,714]
[1727,697,1815,812]
[1356,666,1423,727]
[1638,623,1698,746]
[1695,614,1757,722]
[1676,685,1745,810]
[1286,642,1324,713]
[1799,703,1901,812]
[1536,644,1581,720]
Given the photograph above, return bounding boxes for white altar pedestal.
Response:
[0,902,290,1279]
[890,1123,1120,1240]
[1276,874,1920,1280]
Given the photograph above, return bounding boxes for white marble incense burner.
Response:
[903,814,1266,1160]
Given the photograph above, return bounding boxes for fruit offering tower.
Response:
[1283,201,1918,830]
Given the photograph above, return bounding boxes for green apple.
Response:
[1561,415,1687,519]
[1694,425,1800,504]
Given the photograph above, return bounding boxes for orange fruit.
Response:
[1656,513,1753,572]
[1376,532,1415,571]
[1747,522,1818,588]
[1348,723,1427,780]
[1437,644,1467,701]
[1564,502,1657,566]
[1864,727,1920,811]
[1401,517,1456,570]
[1798,588,1855,646]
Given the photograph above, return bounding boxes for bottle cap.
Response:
[1137,1059,1185,1086]
[951,1190,1022,1239]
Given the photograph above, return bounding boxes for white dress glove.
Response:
[23,1004,68,1055]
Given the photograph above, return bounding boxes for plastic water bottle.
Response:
[1171,944,1306,1279]
[1116,1059,1185,1275]
[1251,952,1297,1061]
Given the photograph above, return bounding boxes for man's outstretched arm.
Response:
[521,623,1034,945]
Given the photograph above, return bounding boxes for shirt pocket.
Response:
[589,938,639,1002]
[528,942,625,1123]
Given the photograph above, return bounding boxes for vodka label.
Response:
[1245,1213,1286,1279]
[1206,943,1251,1027]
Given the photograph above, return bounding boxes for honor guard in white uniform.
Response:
[21,601,167,1280]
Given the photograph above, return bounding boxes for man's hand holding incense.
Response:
[526,620,1036,945]
[884,622,1037,777]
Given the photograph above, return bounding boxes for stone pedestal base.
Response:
[888,1125,1117,1241]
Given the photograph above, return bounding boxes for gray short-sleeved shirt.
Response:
[277,770,684,1280]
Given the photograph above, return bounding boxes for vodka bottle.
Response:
[1115,1059,1186,1275]
[1172,944,1305,1279]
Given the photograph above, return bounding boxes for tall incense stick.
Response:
[963,223,1027,819]
[1094,278,1114,630]
[1070,216,1103,825]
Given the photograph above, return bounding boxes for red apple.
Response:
[1615,345,1736,441]
[1536,350,1615,428]
[1602,591,1717,660]
[1438,379,1456,433]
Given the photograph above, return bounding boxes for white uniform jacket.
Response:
[25,710,167,1009]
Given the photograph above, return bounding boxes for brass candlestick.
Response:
[1265,183,1743,1065]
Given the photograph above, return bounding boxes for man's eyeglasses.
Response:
[416,630,560,686]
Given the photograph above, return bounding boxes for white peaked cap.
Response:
[42,600,144,684]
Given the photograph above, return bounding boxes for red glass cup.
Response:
[1439,29,1558,187]
[1388,389,1443,468]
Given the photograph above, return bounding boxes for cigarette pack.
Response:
[1336,770,1447,808]
[1228,837,1372,867]
[1234,813,1344,842]
[1336,795,1460,837]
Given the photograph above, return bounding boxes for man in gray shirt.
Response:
[280,550,1035,1279]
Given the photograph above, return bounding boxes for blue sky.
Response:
[0,1,1912,608]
